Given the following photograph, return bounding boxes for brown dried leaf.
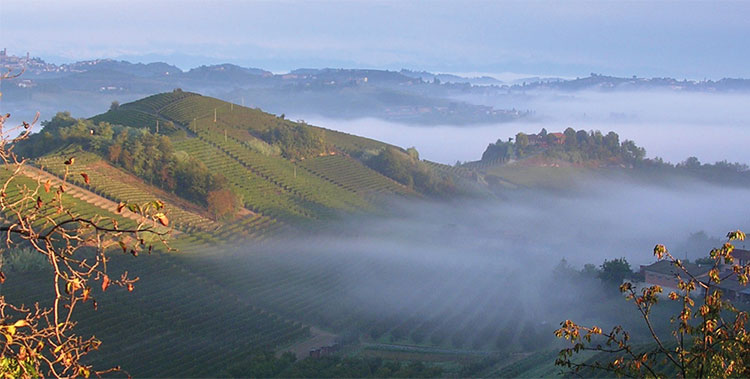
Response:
[101,275,110,292]
[155,213,169,227]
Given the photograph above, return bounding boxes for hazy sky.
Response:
[2,1,749,78]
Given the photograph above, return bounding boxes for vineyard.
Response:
[194,129,371,213]
[90,108,164,131]
[174,247,561,354]
[82,91,417,225]
[298,154,415,198]
[33,151,220,233]
[0,167,139,232]
[172,137,323,222]
[1,251,311,377]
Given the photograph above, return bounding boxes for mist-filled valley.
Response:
[197,175,750,347]
[3,2,750,377]
[296,90,750,165]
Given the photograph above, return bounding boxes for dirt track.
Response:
[21,165,154,225]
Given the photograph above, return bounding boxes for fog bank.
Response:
[295,90,750,165]
[198,177,750,350]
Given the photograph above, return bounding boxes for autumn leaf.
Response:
[44,179,51,193]
[127,283,134,292]
[117,202,126,213]
[155,213,169,227]
[36,196,43,209]
[64,157,75,165]
[13,320,28,328]
[80,172,90,184]
[101,275,111,292]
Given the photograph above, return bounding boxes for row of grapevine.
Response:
[149,91,392,156]
[90,108,162,130]
[298,154,414,197]
[0,169,139,232]
[2,251,311,377]
[195,128,371,215]
[173,246,546,353]
[34,152,220,233]
[121,91,200,114]
[172,137,315,222]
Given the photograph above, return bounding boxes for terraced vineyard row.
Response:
[172,137,315,222]
[122,91,200,114]
[0,168,139,232]
[178,248,554,353]
[134,92,392,156]
[90,108,163,130]
[195,128,371,214]
[2,251,311,377]
[34,152,220,233]
[160,95,235,125]
[298,154,414,197]
[423,160,477,178]
[174,214,286,254]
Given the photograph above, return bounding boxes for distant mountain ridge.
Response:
[5,52,750,90]
[3,51,750,129]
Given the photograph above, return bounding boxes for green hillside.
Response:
[7,91,569,377]
[13,90,463,248]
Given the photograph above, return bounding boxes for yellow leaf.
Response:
[13,320,28,328]
[155,213,169,227]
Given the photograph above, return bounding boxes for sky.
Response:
[2,1,750,79]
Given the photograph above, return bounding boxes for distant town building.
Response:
[640,250,750,303]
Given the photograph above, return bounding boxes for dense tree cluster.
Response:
[365,146,455,196]
[18,112,240,219]
[262,121,327,159]
[481,128,646,166]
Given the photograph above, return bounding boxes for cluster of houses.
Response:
[639,248,750,303]
[309,343,341,358]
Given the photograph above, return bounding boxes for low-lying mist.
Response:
[294,90,750,165]
[197,176,750,350]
